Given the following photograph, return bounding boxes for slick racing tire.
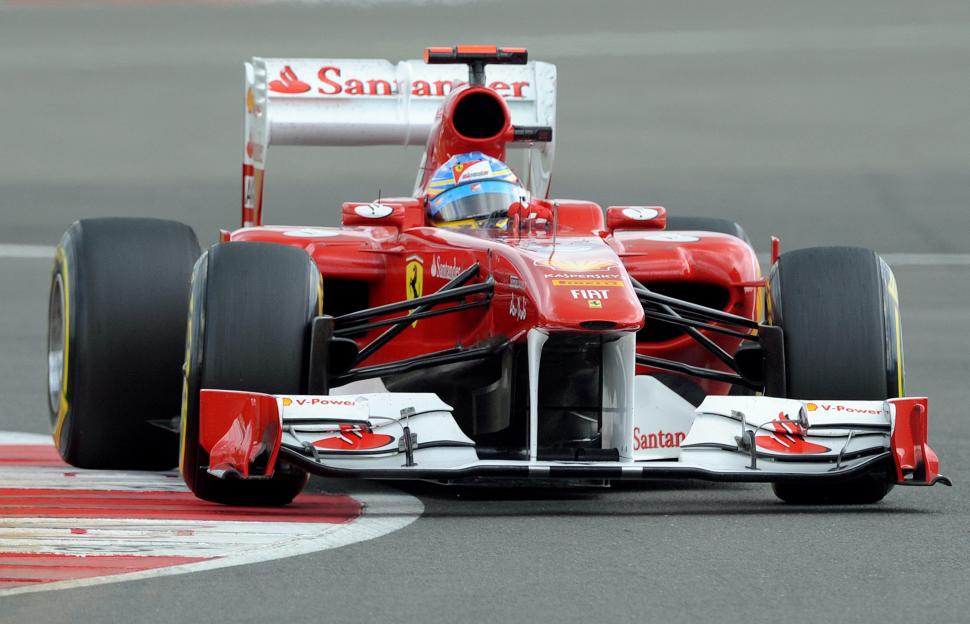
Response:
[181,242,321,506]
[664,216,752,247]
[48,218,200,469]
[768,246,903,504]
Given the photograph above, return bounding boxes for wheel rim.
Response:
[48,274,65,413]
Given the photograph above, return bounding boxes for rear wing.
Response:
[242,57,557,226]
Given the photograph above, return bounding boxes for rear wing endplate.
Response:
[242,57,557,226]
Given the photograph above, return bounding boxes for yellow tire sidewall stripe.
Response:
[178,269,197,478]
[885,270,905,396]
[51,247,71,451]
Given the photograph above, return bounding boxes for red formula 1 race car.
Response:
[47,46,949,506]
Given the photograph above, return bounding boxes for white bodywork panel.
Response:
[630,376,696,461]
[526,329,548,460]
[601,334,637,459]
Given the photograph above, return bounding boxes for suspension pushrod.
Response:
[631,281,740,373]
[642,309,758,341]
[354,265,490,366]
[634,287,760,329]
[635,354,759,389]
[335,300,490,337]
[631,277,750,372]
[336,263,483,325]
[640,301,735,325]
[335,343,499,385]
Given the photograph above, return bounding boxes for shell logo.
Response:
[806,402,818,411]
[282,397,293,407]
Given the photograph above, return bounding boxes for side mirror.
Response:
[606,206,667,232]
[341,200,426,229]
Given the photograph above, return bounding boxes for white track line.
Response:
[2,244,968,267]
[877,253,970,266]
[0,245,55,259]
[755,253,970,267]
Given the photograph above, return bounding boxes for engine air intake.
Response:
[452,91,508,139]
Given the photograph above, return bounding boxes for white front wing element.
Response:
[681,397,891,471]
[630,376,696,461]
[280,393,474,457]
[276,390,896,482]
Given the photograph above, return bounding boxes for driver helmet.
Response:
[426,152,527,225]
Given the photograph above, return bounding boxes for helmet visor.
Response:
[429,180,526,223]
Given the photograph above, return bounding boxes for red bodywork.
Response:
[889,397,946,486]
[232,79,761,395]
[200,390,281,479]
[232,222,759,396]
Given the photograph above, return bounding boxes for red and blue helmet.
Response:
[426,152,526,224]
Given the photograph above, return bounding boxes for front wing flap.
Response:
[197,389,949,487]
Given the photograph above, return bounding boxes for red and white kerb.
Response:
[0,432,421,595]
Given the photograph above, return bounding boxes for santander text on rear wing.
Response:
[242,57,557,226]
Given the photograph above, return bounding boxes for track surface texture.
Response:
[1,1,968,622]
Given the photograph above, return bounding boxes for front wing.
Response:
[196,389,950,487]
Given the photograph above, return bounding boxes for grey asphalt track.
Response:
[1,1,968,622]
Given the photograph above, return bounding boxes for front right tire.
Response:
[768,246,903,504]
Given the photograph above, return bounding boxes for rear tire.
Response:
[48,218,200,469]
[180,242,321,506]
[768,246,903,504]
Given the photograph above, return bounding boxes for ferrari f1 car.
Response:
[47,46,949,506]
